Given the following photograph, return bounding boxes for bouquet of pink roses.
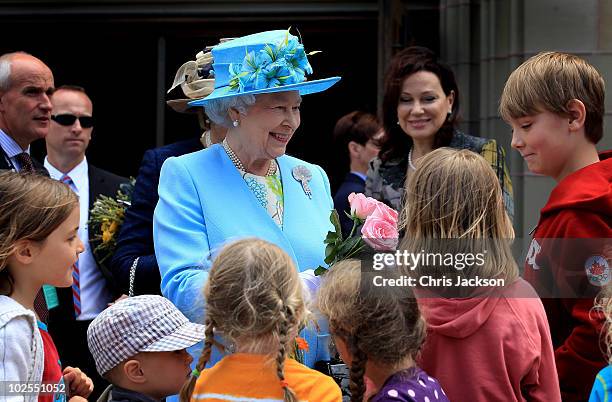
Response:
[314,193,399,275]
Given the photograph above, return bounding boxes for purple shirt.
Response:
[371,367,449,402]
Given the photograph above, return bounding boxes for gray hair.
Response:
[0,52,31,92]
[204,94,256,128]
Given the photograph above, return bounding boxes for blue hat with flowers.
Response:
[189,29,341,106]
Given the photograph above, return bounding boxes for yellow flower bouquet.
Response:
[89,180,135,269]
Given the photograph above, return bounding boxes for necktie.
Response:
[15,152,34,173]
[61,174,81,317]
[15,153,48,321]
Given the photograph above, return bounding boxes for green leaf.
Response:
[324,242,336,259]
[324,230,339,245]
[336,235,363,260]
[314,266,328,276]
[329,209,342,238]
[324,242,342,265]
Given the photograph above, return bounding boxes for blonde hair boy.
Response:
[500,51,612,402]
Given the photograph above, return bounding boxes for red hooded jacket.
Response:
[417,279,561,401]
[524,151,612,402]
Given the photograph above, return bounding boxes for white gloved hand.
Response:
[299,269,322,306]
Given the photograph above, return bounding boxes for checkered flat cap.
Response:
[87,295,205,375]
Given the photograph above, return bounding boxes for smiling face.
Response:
[508,110,574,181]
[33,206,83,288]
[396,71,454,144]
[47,89,93,163]
[234,91,302,162]
[0,54,54,149]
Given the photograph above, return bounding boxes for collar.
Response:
[350,171,367,181]
[0,129,29,158]
[44,156,88,193]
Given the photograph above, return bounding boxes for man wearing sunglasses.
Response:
[44,85,128,400]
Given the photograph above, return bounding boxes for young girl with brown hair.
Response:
[400,148,561,401]
[0,171,93,401]
[318,259,448,402]
[180,238,341,402]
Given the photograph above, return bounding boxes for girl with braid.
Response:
[318,259,448,402]
[181,238,342,402]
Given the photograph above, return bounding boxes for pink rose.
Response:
[361,204,399,251]
[348,193,379,219]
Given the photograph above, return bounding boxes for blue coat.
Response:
[153,143,334,367]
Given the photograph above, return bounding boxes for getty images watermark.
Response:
[368,249,507,288]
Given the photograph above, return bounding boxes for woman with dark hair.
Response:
[366,46,513,218]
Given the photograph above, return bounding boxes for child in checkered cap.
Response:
[87,294,205,401]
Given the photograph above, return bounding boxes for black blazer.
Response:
[110,137,203,295]
[48,164,128,323]
[333,172,366,237]
[0,146,48,175]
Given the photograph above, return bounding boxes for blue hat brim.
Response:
[188,76,341,107]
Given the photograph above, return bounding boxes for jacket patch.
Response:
[585,255,611,286]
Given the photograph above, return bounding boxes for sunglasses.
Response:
[51,114,94,128]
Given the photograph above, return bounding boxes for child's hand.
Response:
[63,366,94,398]
[68,397,88,402]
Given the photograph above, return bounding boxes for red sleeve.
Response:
[540,211,611,402]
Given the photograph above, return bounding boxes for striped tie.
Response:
[60,174,81,317]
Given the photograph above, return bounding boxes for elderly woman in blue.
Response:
[153,30,340,369]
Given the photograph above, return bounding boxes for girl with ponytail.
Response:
[180,238,341,402]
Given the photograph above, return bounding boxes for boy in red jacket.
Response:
[500,52,612,401]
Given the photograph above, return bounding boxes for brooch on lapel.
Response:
[292,165,313,199]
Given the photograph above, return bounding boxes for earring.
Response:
[232,120,239,127]
[396,121,400,125]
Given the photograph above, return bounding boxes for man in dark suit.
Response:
[332,111,383,236]
[110,43,226,296]
[44,85,127,399]
[0,52,53,174]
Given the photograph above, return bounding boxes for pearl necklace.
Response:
[408,147,417,170]
[222,139,277,176]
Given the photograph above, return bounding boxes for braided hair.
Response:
[318,259,426,402]
[182,238,306,402]
[179,317,215,402]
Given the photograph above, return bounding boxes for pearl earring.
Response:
[396,121,400,125]
[232,120,239,127]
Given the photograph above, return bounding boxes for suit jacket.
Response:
[333,172,365,236]
[49,164,128,324]
[153,143,334,367]
[111,137,203,295]
[0,146,48,175]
